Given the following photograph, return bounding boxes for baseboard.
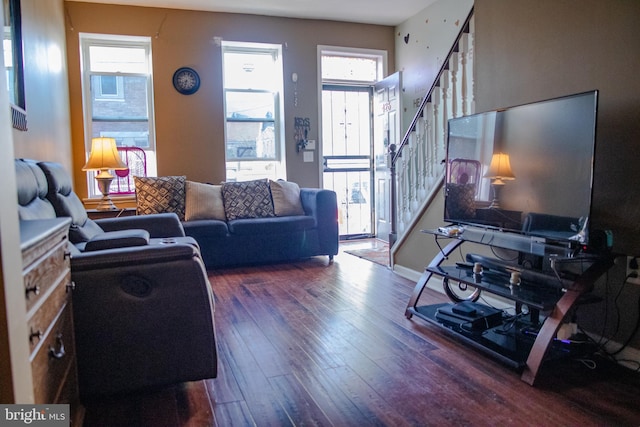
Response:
[392,264,640,371]
[392,264,422,283]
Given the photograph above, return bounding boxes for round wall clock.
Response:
[172,67,200,95]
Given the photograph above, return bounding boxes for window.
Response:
[222,42,284,181]
[320,48,385,84]
[79,33,156,196]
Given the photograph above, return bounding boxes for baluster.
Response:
[415,117,426,198]
[439,72,449,157]
[400,155,409,230]
[460,33,470,117]
[468,18,476,114]
[450,52,459,118]
[425,102,435,179]
[404,150,411,223]
[431,89,441,179]
[408,135,417,214]
[440,70,451,135]
[405,135,412,224]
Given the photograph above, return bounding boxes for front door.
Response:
[373,72,401,243]
[321,85,373,239]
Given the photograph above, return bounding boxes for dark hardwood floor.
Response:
[83,241,640,426]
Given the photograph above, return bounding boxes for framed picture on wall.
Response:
[4,0,27,130]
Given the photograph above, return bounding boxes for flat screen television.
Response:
[443,90,598,249]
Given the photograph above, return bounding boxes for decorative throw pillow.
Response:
[134,176,186,220]
[221,179,275,221]
[185,181,226,221]
[445,183,476,219]
[269,180,305,216]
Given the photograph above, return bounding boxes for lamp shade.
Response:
[484,152,515,184]
[82,137,128,171]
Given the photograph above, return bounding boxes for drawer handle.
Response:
[66,281,76,292]
[25,285,40,298]
[29,328,43,343]
[64,251,72,260]
[48,334,66,360]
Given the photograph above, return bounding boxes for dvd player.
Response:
[436,302,503,331]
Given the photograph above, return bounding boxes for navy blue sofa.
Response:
[182,188,339,269]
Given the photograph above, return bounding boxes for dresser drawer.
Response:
[23,237,70,312]
[21,220,70,267]
[27,270,71,354]
[31,302,76,404]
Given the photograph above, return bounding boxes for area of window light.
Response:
[226,160,282,183]
[89,45,148,73]
[3,38,12,66]
[321,55,378,82]
[225,91,275,120]
[223,51,279,90]
[225,121,276,161]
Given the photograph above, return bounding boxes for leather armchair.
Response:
[70,243,217,400]
[15,159,217,400]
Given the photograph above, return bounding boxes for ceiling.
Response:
[65,0,437,26]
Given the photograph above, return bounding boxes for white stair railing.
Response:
[389,8,475,243]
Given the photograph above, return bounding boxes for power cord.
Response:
[609,278,640,356]
[575,358,597,370]
[576,270,640,369]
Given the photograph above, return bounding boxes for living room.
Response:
[1,0,639,425]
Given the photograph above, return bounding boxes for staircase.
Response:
[389,7,475,249]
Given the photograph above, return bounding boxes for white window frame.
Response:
[221,41,285,181]
[79,33,157,197]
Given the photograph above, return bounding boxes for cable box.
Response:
[436,302,503,331]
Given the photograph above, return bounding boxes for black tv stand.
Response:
[405,226,613,385]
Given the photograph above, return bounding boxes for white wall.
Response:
[12,0,72,171]
[395,0,474,132]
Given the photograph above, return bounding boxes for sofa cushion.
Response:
[222,179,275,221]
[185,181,226,221]
[182,219,230,239]
[135,176,186,221]
[227,215,315,236]
[269,180,305,216]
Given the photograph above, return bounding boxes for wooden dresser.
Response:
[20,218,82,422]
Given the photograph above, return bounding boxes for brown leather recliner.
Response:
[16,159,217,400]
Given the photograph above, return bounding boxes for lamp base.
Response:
[488,183,503,209]
[487,199,501,209]
[95,176,117,211]
[95,196,118,211]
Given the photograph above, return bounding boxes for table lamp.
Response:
[484,152,515,209]
[82,137,128,210]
